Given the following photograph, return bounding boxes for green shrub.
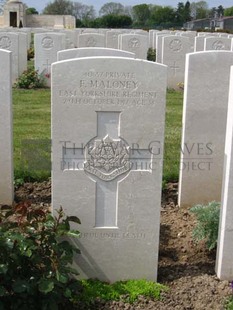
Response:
[225,296,233,310]
[27,47,34,60]
[15,68,45,89]
[147,48,156,61]
[190,201,220,250]
[0,203,82,309]
[79,279,168,305]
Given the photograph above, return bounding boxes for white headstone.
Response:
[204,37,232,51]
[156,34,173,63]
[216,66,233,280]
[57,47,135,61]
[52,57,167,282]
[162,36,191,89]
[106,30,122,49]
[119,34,148,60]
[0,32,19,83]
[35,33,66,86]
[18,32,28,75]
[78,33,106,48]
[0,49,13,205]
[179,51,233,207]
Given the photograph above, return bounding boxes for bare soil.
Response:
[14,181,232,310]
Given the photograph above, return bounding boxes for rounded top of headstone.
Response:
[8,0,23,3]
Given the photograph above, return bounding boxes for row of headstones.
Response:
[1,46,233,282]
[34,30,233,90]
[1,27,233,89]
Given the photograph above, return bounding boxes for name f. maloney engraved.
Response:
[84,135,131,181]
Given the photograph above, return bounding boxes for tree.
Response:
[224,6,233,16]
[99,14,132,28]
[176,1,191,24]
[26,7,39,15]
[190,1,209,20]
[99,2,124,16]
[150,6,176,27]
[43,0,73,15]
[72,2,96,24]
[132,4,150,26]
[0,0,6,15]
[217,5,224,18]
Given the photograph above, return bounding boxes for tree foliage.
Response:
[132,4,150,26]
[99,2,125,16]
[99,14,132,28]
[150,6,176,27]
[190,1,209,19]
[224,6,233,17]
[43,0,73,15]
[72,2,96,25]
[26,7,39,15]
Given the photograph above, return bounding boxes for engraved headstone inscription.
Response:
[52,57,167,282]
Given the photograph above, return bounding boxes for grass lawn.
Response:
[12,88,183,183]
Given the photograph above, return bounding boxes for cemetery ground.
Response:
[10,88,233,309]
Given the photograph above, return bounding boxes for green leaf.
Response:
[0,286,7,297]
[66,230,80,238]
[12,280,29,293]
[67,216,81,224]
[39,279,54,294]
[56,271,68,284]
[64,288,72,298]
[0,264,8,274]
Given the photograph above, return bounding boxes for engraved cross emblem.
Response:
[62,111,152,228]
[42,59,51,75]
[170,61,180,76]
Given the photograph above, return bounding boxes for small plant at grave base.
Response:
[15,68,45,89]
[224,281,233,310]
[0,203,82,309]
[147,48,156,62]
[190,201,220,251]
[177,82,184,90]
[78,279,168,305]
[27,47,34,60]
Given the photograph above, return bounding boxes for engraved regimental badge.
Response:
[84,135,131,181]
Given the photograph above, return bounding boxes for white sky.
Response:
[23,0,231,14]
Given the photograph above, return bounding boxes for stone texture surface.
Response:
[162,35,191,89]
[57,47,135,61]
[179,51,233,207]
[78,33,106,48]
[52,57,167,282]
[0,49,13,205]
[216,66,233,280]
[0,32,19,83]
[119,34,148,59]
[35,32,66,86]
[204,37,232,51]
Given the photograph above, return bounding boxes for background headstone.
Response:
[162,36,191,89]
[179,51,233,207]
[78,33,106,48]
[0,49,13,205]
[57,47,135,61]
[35,32,66,86]
[52,57,167,282]
[0,32,19,83]
[204,37,232,51]
[216,66,233,280]
[119,34,148,60]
